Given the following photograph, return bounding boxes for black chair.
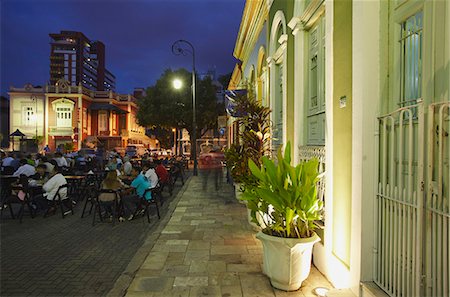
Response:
[4,175,35,223]
[92,189,121,226]
[132,188,160,223]
[80,183,98,218]
[44,184,73,218]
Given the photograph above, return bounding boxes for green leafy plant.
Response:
[242,142,323,238]
[224,92,271,188]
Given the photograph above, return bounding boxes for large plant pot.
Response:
[256,231,320,291]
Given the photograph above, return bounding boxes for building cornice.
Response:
[233,0,268,65]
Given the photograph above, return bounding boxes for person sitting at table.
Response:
[53,152,68,168]
[155,159,169,184]
[122,156,132,176]
[106,156,119,171]
[122,166,152,220]
[31,164,49,185]
[33,166,67,213]
[142,162,158,189]
[13,159,36,177]
[99,170,127,218]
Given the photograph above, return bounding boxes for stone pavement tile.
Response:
[221,285,243,297]
[161,265,190,277]
[165,252,186,265]
[153,243,188,253]
[187,240,211,250]
[173,276,209,287]
[209,253,242,264]
[183,250,210,263]
[128,276,174,292]
[188,285,221,297]
[224,238,257,245]
[141,251,169,270]
[227,263,261,273]
[190,219,216,225]
[153,287,191,297]
[135,269,162,277]
[208,272,240,286]
[211,245,249,255]
[240,273,276,297]
[189,260,227,274]
[166,239,190,245]
[241,253,263,264]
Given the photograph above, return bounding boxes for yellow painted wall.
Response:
[332,0,353,267]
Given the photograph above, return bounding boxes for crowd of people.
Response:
[0,148,187,221]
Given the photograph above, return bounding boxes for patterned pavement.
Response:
[0,175,189,297]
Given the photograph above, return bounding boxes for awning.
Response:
[88,103,128,114]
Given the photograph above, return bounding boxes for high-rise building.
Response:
[49,30,116,91]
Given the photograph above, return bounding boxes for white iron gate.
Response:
[425,101,450,297]
[376,100,450,297]
[375,102,424,297]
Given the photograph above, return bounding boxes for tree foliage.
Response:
[136,69,219,141]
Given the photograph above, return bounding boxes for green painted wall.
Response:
[332,0,353,267]
[269,0,296,147]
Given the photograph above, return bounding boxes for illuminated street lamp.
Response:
[173,79,182,90]
[172,39,198,176]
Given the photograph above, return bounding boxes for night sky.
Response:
[0,0,244,96]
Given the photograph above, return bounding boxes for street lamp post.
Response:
[172,39,198,176]
[31,95,38,148]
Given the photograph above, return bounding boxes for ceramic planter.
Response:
[256,231,320,291]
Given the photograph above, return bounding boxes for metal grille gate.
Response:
[376,100,450,297]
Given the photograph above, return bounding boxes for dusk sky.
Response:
[0,0,244,96]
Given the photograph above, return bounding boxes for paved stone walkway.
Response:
[125,173,333,297]
[0,176,188,297]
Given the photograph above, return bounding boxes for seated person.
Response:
[142,162,158,189]
[30,164,49,185]
[122,166,152,220]
[122,156,132,176]
[106,156,119,171]
[53,152,68,168]
[34,166,67,213]
[155,159,170,187]
[13,159,36,177]
[99,170,127,217]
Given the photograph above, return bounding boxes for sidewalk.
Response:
[124,174,333,297]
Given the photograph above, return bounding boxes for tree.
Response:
[136,68,219,143]
[218,72,232,90]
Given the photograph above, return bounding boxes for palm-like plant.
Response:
[224,92,271,189]
[242,142,323,238]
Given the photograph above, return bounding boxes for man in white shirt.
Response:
[2,153,14,167]
[142,162,158,189]
[53,152,68,168]
[13,159,36,177]
[122,156,132,176]
[43,167,67,201]
[33,166,67,213]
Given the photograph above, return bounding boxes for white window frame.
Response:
[22,106,34,126]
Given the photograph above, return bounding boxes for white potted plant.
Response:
[242,142,323,291]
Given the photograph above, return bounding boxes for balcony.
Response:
[48,126,72,136]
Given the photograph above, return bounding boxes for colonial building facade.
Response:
[229,0,450,296]
[9,79,152,151]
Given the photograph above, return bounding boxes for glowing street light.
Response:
[173,79,182,90]
[172,39,198,176]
